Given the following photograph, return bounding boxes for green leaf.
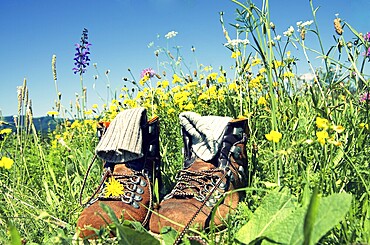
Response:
[116,225,160,245]
[303,187,320,245]
[160,226,178,245]
[7,222,22,245]
[236,188,296,244]
[236,189,352,245]
[99,202,120,224]
[310,193,352,244]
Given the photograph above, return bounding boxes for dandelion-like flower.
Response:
[139,68,156,86]
[316,117,329,130]
[104,177,124,198]
[140,68,156,78]
[0,156,14,170]
[265,130,282,143]
[47,111,59,116]
[73,28,91,75]
[316,130,329,146]
[257,96,267,106]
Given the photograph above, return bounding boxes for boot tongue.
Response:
[113,163,134,175]
[186,159,216,171]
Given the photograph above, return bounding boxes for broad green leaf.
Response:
[236,188,296,244]
[8,222,21,245]
[261,206,306,245]
[236,189,352,245]
[310,193,352,245]
[116,225,160,245]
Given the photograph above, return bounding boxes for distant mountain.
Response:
[1,115,62,134]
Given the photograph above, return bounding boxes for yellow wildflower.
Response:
[70,120,81,129]
[136,91,145,99]
[259,67,267,74]
[231,51,241,59]
[316,117,329,130]
[283,71,295,78]
[139,75,149,86]
[0,156,14,170]
[217,76,226,83]
[84,120,95,126]
[104,177,124,198]
[168,108,176,114]
[207,72,218,81]
[359,123,369,130]
[252,57,261,66]
[47,111,59,116]
[109,104,118,113]
[162,80,170,89]
[183,102,195,111]
[0,128,12,135]
[273,60,283,68]
[172,74,182,84]
[123,99,137,108]
[198,93,209,101]
[249,76,262,90]
[257,96,267,106]
[92,104,98,109]
[316,130,329,146]
[84,110,93,115]
[228,82,238,92]
[217,88,225,101]
[265,130,282,143]
[204,65,213,72]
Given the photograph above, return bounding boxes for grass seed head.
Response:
[334,17,343,35]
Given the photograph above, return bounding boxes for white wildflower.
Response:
[274,35,281,41]
[165,31,178,39]
[224,38,250,47]
[283,26,295,37]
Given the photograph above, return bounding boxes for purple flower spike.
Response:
[364,32,370,42]
[140,68,155,78]
[73,28,91,75]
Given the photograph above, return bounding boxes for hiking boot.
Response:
[77,108,161,238]
[149,112,249,234]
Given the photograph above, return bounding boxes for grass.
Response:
[0,0,369,244]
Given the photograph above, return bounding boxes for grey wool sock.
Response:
[179,112,232,161]
[95,107,147,163]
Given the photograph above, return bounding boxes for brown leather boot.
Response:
[149,114,249,235]
[77,110,161,239]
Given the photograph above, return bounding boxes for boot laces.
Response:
[170,168,224,201]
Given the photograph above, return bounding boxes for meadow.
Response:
[0,0,369,244]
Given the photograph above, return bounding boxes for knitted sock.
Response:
[95,108,147,163]
[179,112,231,162]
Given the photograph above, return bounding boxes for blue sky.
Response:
[0,0,368,117]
